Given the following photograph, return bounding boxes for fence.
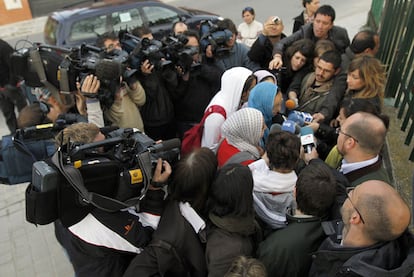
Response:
[368,0,414,161]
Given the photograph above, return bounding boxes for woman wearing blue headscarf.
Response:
[248,82,283,143]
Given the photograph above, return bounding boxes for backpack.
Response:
[181,105,226,155]
[0,133,56,185]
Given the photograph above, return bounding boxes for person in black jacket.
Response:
[309,180,414,277]
[248,16,286,69]
[269,5,350,70]
[0,38,27,134]
[172,30,223,140]
[132,26,178,141]
[124,147,218,277]
[292,0,321,33]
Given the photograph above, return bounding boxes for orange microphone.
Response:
[285,99,297,110]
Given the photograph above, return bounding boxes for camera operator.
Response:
[92,32,146,131]
[53,122,171,277]
[172,30,223,139]
[0,38,28,134]
[204,18,260,72]
[131,26,178,141]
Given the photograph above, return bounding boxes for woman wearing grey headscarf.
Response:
[216,107,265,168]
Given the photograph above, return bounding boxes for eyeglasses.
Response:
[346,187,365,224]
[336,127,359,143]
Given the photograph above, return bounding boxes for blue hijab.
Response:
[248,82,278,129]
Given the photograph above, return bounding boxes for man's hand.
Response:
[269,55,283,70]
[81,74,100,95]
[312,112,326,123]
[206,45,213,58]
[141,59,154,74]
[303,147,319,165]
[152,158,172,184]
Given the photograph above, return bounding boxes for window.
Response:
[142,6,179,26]
[111,8,144,32]
[69,15,107,42]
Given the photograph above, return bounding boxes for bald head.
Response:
[344,112,387,155]
[355,180,411,242]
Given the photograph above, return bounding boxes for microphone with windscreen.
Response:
[300,126,316,153]
[285,99,298,110]
[95,59,123,81]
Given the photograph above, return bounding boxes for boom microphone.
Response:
[95,59,123,80]
[147,138,181,153]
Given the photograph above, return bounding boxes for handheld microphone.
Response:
[282,120,301,135]
[300,126,316,153]
[147,138,181,153]
[287,110,313,126]
[285,99,297,110]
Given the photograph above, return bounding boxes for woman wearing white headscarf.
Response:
[201,67,255,150]
[217,107,265,168]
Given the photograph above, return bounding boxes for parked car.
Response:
[44,0,220,47]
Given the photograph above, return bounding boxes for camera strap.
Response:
[51,149,144,212]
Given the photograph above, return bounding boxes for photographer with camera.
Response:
[93,32,146,131]
[248,16,287,70]
[203,18,260,72]
[131,26,178,140]
[52,122,172,277]
[172,30,223,139]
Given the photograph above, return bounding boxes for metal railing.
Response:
[368,0,414,161]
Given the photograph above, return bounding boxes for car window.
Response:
[111,8,144,32]
[69,15,108,43]
[142,6,180,26]
[44,18,58,45]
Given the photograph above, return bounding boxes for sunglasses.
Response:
[346,187,365,224]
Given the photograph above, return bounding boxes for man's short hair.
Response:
[55,122,100,146]
[131,26,152,38]
[183,30,200,41]
[319,50,342,69]
[314,39,336,58]
[350,30,378,54]
[346,112,387,155]
[217,18,237,35]
[315,5,336,22]
[96,31,118,48]
[266,131,301,170]
[296,161,336,217]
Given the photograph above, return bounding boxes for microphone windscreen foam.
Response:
[285,99,297,110]
[95,59,122,80]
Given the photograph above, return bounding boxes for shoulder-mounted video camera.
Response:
[199,20,233,58]
[25,128,180,227]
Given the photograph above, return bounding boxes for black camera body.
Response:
[26,128,180,227]
[199,20,233,58]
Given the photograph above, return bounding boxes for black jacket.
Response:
[273,23,350,56]
[123,200,207,277]
[248,33,287,69]
[293,11,305,34]
[0,39,15,87]
[309,230,414,277]
[138,69,177,127]
[172,64,222,123]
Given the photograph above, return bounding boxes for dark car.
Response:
[44,0,220,47]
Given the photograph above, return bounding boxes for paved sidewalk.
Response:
[0,1,376,276]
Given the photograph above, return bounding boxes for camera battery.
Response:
[32,161,60,192]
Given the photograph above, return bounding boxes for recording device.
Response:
[285,99,298,110]
[199,20,233,57]
[300,126,316,153]
[269,120,300,135]
[287,110,313,126]
[272,16,281,24]
[28,128,180,226]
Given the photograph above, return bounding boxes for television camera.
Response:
[199,20,233,57]
[26,128,181,226]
